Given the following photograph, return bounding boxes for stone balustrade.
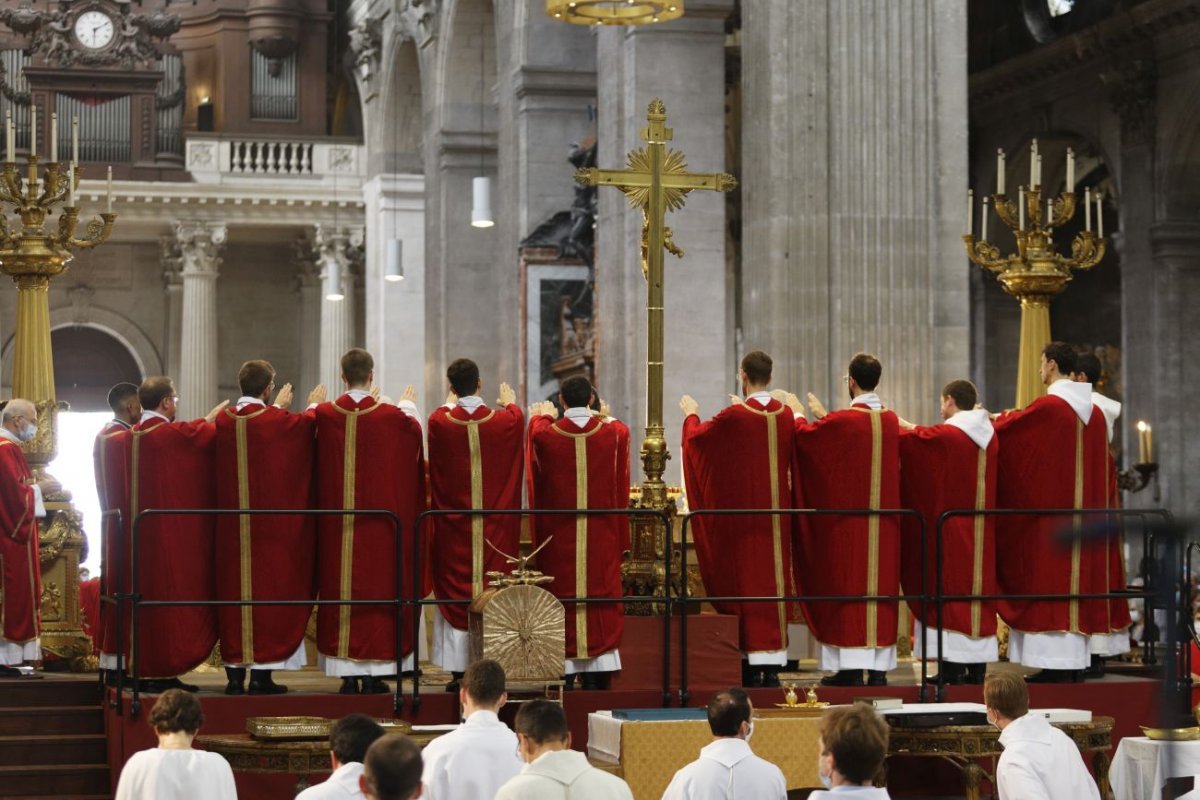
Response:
[185,135,365,184]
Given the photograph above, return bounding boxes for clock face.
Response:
[74,10,115,50]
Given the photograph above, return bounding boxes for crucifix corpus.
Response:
[575,98,736,607]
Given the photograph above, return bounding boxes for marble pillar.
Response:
[295,240,322,398]
[740,0,970,423]
[174,221,226,419]
[312,225,364,392]
[595,1,732,483]
[160,235,183,382]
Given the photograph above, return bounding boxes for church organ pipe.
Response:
[1,50,29,152]
[156,55,183,158]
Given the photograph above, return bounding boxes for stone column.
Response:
[595,1,732,483]
[174,221,226,419]
[294,240,322,398]
[311,225,364,392]
[740,1,970,421]
[160,235,184,382]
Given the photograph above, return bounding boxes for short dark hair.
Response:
[362,735,423,800]
[848,353,882,391]
[984,671,1030,721]
[941,379,978,413]
[330,713,385,766]
[514,699,569,745]
[107,382,139,413]
[238,360,275,398]
[706,687,751,737]
[1075,352,1102,385]
[819,704,889,785]
[463,658,506,705]
[341,349,374,386]
[148,689,203,735]
[741,351,772,386]
[559,376,593,408]
[138,376,175,412]
[1042,341,1076,376]
[447,358,480,397]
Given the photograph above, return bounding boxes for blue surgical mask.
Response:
[744,720,754,743]
[18,422,35,443]
[817,755,833,789]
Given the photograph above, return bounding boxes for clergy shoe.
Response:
[745,669,765,688]
[338,677,360,695]
[563,675,576,691]
[1025,668,1075,684]
[820,670,864,687]
[360,677,390,694]
[140,677,200,693]
[866,670,888,687]
[1084,655,1106,679]
[581,673,599,691]
[248,671,288,695]
[762,669,782,689]
[964,663,987,685]
[740,662,756,687]
[445,671,464,694]
[224,667,246,696]
[938,662,968,685]
[0,665,21,678]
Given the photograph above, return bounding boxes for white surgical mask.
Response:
[986,709,1000,730]
[18,422,35,442]
[743,720,754,743]
[817,755,833,789]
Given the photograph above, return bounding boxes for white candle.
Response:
[1035,154,1042,188]
[1066,147,1075,191]
[1136,421,1147,463]
[1147,423,1153,462]
[50,112,56,163]
[1084,188,1091,231]
[966,189,973,235]
[5,110,11,163]
[29,104,35,157]
[71,116,78,164]
[1096,192,1103,237]
[106,165,112,213]
[996,149,1005,195]
[1029,144,1036,187]
[981,196,989,241]
[1046,198,1053,225]
[68,161,75,206]
[1019,188,1026,230]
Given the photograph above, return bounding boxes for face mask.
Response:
[986,710,1000,730]
[743,721,754,743]
[817,755,833,789]
[18,422,35,443]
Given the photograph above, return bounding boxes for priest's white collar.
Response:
[236,396,266,410]
[0,427,18,444]
[344,388,372,403]
[456,395,485,413]
[109,418,132,430]
[851,392,883,410]
[945,408,994,449]
[140,410,170,423]
[1092,391,1121,443]
[1046,378,1093,424]
[564,406,594,429]
[745,390,772,406]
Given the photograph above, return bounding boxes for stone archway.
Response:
[49,327,144,412]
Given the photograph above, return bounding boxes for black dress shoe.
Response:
[224,667,246,695]
[581,673,599,690]
[1084,655,1106,679]
[1025,668,1076,684]
[0,665,21,677]
[762,668,782,688]
[445,671,464,694]
[820,670,864,687]
[140,677,200,693]
[965,663,987,685]
[746,669,765,688]
[339,677,360,695]
[563,674,577,691]
[248,671,288,695]
[939,662,968,685]
[360,676,390,694]
[867,670,888,687]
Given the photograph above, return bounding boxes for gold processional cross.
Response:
[575,98,736,511]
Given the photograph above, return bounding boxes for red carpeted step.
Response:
[0,707,103,736]
[0,679,102,708]
[0,764,109,796]
[0,734,106,766]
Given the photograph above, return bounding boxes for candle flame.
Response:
[1136,420,1149,433]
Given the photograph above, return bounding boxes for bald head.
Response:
[2,399,37,441]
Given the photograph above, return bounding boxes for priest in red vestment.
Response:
[791,353,901,687]
[528,376,629,690]
[0,399,55,674]
[93,382,139,681]
[994,342,1114,682]
[215,360,322,695]
[681,351,799,688]
[128,378,227,690]
[1071,352,1132,666]
[427,358,523,685]
[314,348,426,695]
[898,379,998,685]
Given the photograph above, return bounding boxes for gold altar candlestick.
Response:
[964,143,1106,409]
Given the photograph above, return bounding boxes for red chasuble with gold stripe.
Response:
[215,404,317,665]
[314,395,426,662]
[681,398,798,654]
[528,414,627,660]
[994,395,1112,634]
[899,424,999,638]
[427,403,524,630]
[94,423,131,658]
[129,417,218,678]
[793,407,901,649]
[0,439,40,646]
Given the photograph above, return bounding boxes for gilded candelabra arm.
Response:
[65,213,116,249]
[992,194,1020,231]
[0,163,23,205]
[1048,192,1076,229]
[0,211,12,249]
[962,234,1007,272]
[54,205,78,246]
[1058,230,1106,271]
[42,162,70,206]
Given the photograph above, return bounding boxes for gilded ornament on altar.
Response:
[40,580,61,618]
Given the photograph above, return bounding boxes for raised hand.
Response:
[307,384,328,406]
[273,382,294,410]
[401,385,417,404]
[370,385,382,401]
[498,382,516,407]
[205,399,231,423]
[679,394,699,417]
[599,399,611,419]
[806,392,828,420]
[445,390,458,407]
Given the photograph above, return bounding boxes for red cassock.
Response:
[94,422,131,659]
[528,414,628,660]
[129,416,218,678]
[898,424,999,639]
[681,398,799,654]
[793,407,901,649]
[993,395,1112,635]
[314,395,426,662]
[427,403,524,630]
[0,439,40,647]
[215,404,317,665]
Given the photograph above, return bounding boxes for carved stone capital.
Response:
[160,234,183,287]
[349,16,383,84]
[396,0,439,47]
[173,221,227,276]
[1101,55,1157,150]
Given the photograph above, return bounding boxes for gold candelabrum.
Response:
[0,109,117,668]
[963,139,1106,409]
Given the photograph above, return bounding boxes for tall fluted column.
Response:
[311,225,363,391]
[174,221,226,419]
[295,240,323,398]
[160,236,184,381]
